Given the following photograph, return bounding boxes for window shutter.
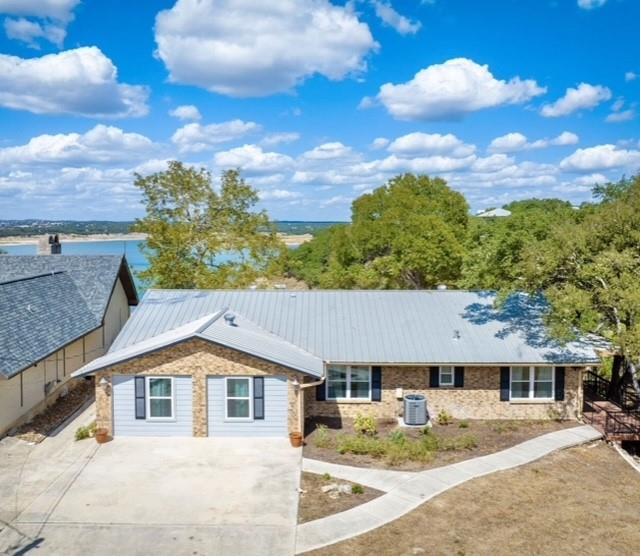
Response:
[454,367,464,388]
[500,367,510,401]
[316,381,326,401]
[371,367,382,401]
[429,367,440,388]
[555,367,565,401]
[135,376,145,419]
[254,377,265,420]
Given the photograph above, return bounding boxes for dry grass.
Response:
[308,442,640,556]
[298,472,383,523]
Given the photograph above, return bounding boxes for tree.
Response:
[519,176,640,399]
[133,162,282,288]
[288,174,469,289]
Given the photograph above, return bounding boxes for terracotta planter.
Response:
[289,432,303,448]
[95,428,111,444]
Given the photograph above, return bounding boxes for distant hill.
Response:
[0,219,345,238]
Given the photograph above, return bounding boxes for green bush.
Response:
[388,430,407,445]
[438,434,477,451]
[351,484,364,495]
[436,409,454,426]
[314,424,332,449]
[458,420,469,429]
[322,472,332,481]
[74,421,96,441]
[353,413,377,436]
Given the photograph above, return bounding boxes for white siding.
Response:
[207,376,288,437]
[112,375,193,437]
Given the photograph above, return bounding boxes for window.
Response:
[510,366,554,400]
[439,366,454,387]
[326,365,371,400]
[146,377,174,419]
[225,377,252,420]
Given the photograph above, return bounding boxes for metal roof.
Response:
[103,289,604,367]
[73,309,324,378]
[0,255,139,379]
[477,208,512,218]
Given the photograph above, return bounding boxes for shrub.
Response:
[437,409,454,426]
[388,430,407,445]
[492,421,520,434]
[353,413,377,436]
[74,421,96,441]
[337,434,386,457]
[458,420,469,429]
[314,424,332,449]
[351,484,364,495]
[438,434,477,451]
[322,472,332,481]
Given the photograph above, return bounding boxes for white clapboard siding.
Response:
[207,376,288,437]
[112,375,193,436]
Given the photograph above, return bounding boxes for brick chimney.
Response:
[37,234,62,255]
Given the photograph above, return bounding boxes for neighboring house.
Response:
[73,289,604,439]
[477,208,511,218]
[0,255,138,436]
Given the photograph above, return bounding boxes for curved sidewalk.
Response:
[296,425,601,554]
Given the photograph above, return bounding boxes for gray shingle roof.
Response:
[100,289,604,370]
[0,255,138,379]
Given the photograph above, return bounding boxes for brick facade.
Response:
[305,366,584,422]
[94,339,306,437]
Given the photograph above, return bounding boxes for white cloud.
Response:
[577,0,607,9]
[573,173,608,186]
[388,132,475,158]
[0,125,156,166]
[0,0,80,47]
[540,83,611,117]
[560,144,640,172]
[605,98,636,123]
[372,58,546,120]
[371,137,389,150]
[302,142,354,160]
[371,1,421,35]
[3,17,65,48]
[0,47,149,117]
[0,0,80,20]
[259,188,302,200]
[213,144,294,175]
[489,131,578,152]
[155,0,377,97]
[353,153,477,175]
[625,71,637,82]
[260,132,300,147]
[169,104,201,121]
[171,120,261,153]
[471,154,515,173]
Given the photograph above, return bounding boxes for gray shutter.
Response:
[555,367,565,401]
[135,376,145,419]
[429,367,439,388]
[454,366,464,388]
[500,367,510,401]
[371,367,382,401]
[254,377,264,420]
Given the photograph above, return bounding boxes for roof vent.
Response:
[223,312,236,326]
[453,329,461,340]
[437,284,447,291]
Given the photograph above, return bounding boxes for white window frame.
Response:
[510,366,555,401]
[326,365,372,401]
[146,376,175,421]
[224,376,253,421]
[439,366,454,387]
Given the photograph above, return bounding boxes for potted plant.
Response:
[95,428,110,444]
[289,431,303,447]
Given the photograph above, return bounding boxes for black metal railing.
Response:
[583,370,639,411]
[605,411,640,440]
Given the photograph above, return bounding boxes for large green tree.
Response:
[133,162,282,288]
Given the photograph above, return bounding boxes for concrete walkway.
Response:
[296,425,602,554]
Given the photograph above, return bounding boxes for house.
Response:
[0,254,138,436]
[477,208,512,218]
[72,289,604,439]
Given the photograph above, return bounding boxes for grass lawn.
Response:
[298,472,383,523]
[304,417,576,470]
[307,442,640,556]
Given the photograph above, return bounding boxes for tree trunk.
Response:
[608,354,624,402]
[626,359,640,408]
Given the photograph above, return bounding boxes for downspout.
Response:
[294,377,325,434]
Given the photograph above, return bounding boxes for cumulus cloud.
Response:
[213,144,294,175]
[259,188,302,200]
[370,1,421,35]
[169,104,201,121]
[577,0,606,9]
[605,98,636,123]
[371,58,546,121]
[154,0,378,97]
[371,137,389,150]
[540,83,611,117]
[0,125,156,166]
[0,47,149,117]
[260,132,300,147]
[171,120,261,153]
[302,142,354,160]
[560,144,640,172]
[387,132,475,158]
[488,131,579,152]
[625,71,637,82]
[3,17,65,48]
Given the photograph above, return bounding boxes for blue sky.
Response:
[0,0,638,221]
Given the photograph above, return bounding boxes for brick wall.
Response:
[305,366,583,422]
[95,339,306,437]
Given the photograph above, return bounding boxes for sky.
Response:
[0,0,638,222]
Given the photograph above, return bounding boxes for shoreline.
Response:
[0,232,312,247]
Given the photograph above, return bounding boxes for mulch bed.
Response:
[10,379,94,443]
[298,472,383,523]
[303,417,577,471]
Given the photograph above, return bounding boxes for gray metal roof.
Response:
[105,289,604,367]
[0,255,139,379]
[73,310,324,378]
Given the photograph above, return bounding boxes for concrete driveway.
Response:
[7,434,301,555]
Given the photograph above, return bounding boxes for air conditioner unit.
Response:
[404,394,428,426]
